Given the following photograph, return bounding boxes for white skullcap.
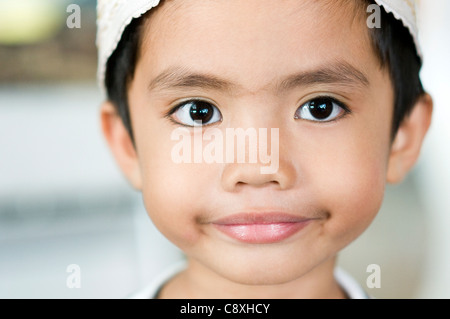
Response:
[374,0,421,56]
[96,0,421,92]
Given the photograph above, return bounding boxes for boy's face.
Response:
[124,0,395,285]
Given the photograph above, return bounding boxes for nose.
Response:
[219,98,297,192]
[220,141,296,192]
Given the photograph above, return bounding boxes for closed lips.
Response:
[211,213,318,244]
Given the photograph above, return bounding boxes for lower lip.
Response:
[213,221,311,244]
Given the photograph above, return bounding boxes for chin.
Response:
[211,254,315,287]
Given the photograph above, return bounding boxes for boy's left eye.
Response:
[294,97,348,122]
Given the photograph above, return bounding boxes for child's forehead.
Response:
[96,0,421,90]
[134,1,386,100]
[141,0,366,33]
[140,2,369,63]
[140,1,368,54]
[151,0,363,16]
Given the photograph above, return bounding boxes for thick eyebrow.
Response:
[277,61,370,91]
[147,62,370,93]
[148,66,235,92]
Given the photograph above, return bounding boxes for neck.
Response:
[159,256,347,299]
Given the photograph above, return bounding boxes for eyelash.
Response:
[164,96,351,126]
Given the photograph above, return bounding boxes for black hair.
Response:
[105,16,144,145]
[367,5,425,137]
[104,1,425,145]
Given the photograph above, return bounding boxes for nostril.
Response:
[235,179,280,189]
[221,159,296,192]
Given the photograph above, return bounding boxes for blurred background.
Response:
[0,0,448,298]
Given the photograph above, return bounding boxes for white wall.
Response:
[0,84,182,298]
[413,0,450,298]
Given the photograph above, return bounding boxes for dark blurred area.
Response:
[0,0,97,83]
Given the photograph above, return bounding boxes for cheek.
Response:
[326,146,386,227]
[136,132,215,249]
[309,121,391,244]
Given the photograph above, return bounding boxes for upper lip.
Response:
[211,212,316,225]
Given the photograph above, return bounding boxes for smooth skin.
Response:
[101,0,432,298]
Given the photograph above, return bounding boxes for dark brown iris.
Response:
[308,98,333,120]
[190,101,214,123]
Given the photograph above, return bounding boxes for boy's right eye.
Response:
[168,100,222,126]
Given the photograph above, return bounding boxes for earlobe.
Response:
[100,101,143,190]
[387,93,433,184]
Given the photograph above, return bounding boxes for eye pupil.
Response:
[190,101,214,123]
[309,98,333,120]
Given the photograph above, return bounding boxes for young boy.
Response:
[97,0,432,298]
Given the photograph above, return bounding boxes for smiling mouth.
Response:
[211,213,320,244]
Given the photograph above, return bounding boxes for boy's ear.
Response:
[100,101,142,190]
[387,93,433,184]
